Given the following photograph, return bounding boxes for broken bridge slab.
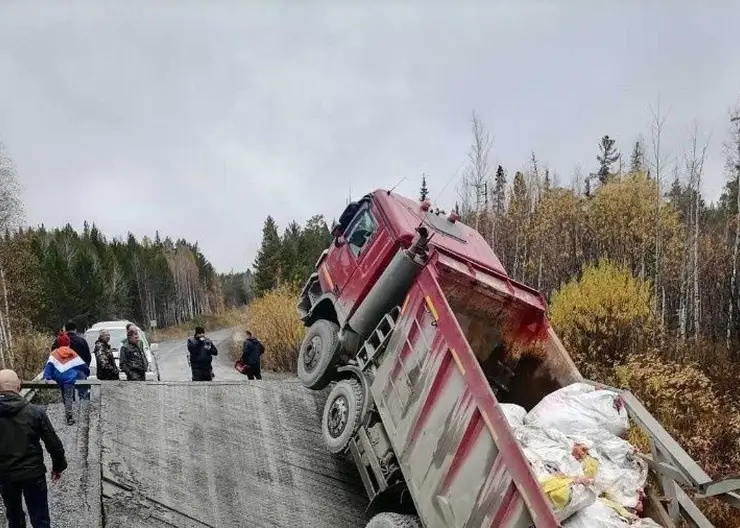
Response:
[99,380,370,527]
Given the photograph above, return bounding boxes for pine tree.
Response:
[493,165,506,214]
[597,135,620,184]
[419,174,429,201]
[252,216,282,297]
[630,139,645,174]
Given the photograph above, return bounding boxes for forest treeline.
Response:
[0,224,223,333]
[0,140,254,373]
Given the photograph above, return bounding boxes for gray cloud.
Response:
[1,1,739,271]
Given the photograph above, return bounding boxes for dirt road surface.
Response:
[2,330,370,527]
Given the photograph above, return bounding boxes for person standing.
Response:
[187,326,218,381]
[119,323,135,349]
[240,331,265,380]
[93,329,120,381]
[51,321,91,366]
[0,369,67,528]
[43,333,90,426]
[119,328,149,381]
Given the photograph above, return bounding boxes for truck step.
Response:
[357,307,401,370]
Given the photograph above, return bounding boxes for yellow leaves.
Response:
[549,260,653,380]
[242,284,305,372]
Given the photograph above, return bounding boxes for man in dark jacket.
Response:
[187,326,218,381]
[51,321,91,366]
[119,329,149,381]
[241,331,264,380]
[93,329,120,381]
[0,369,67,528]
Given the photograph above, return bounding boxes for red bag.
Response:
[235,360,251,375]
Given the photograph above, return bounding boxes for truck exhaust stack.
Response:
[343,226,430,353]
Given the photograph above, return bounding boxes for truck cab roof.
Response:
[369,189,507,275]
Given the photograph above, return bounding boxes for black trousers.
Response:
[246,362,262,380]
[0,476,51,528]
[191,368,212,381]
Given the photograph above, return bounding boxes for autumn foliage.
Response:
[549,261,740,527]
[549,261,654,380]
[235,284,305,372]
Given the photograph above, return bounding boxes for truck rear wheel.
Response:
[322,378,363,453]
[365,512,422,528]
[298,319,340,390]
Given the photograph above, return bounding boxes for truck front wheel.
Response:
[322,378,363,453]
[365,513,422,528]
[297,319,340,390]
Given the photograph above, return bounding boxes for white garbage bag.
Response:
[567,428,648,509]
[564,498,662,528]
[514,426,595,520]
[515,426,582,477]
[500,403,527,429]
[525,382,629,438]
[564,499,631,528]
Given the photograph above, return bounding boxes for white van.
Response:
[84,320,160,381]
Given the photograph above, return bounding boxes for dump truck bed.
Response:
[366,250,580,527]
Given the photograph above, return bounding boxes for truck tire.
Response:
[365,512,422,528]
[322,378,363,453]
[298,319,340,390]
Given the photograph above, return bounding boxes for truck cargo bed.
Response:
[368,253,563,527]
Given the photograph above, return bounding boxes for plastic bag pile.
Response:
[501,382,661,527]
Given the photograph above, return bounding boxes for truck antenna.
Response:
[387,176,407,195]
[434,159,466,205]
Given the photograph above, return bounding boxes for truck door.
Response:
[323,199,388,317]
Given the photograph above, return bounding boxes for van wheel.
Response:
[365,513,422,528]
[322,379,363,454]
[298,319,340,390]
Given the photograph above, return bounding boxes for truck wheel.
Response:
[298,319,340,390]
[365,513,422,528]
[322,378,363,453]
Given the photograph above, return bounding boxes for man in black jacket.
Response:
[0,369,67,528]
[241,331,265,380]
[187,326,218,381]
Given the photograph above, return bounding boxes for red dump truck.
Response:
[296,189,740,528]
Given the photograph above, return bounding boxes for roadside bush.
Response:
[615,353,740,527]
[549,260,654,381]
[242,284,305,372]
[11,330,50,380]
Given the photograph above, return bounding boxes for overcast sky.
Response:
[1,1,739,272]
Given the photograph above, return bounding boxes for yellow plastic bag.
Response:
[540,475,573,510]
[581,455,599,479]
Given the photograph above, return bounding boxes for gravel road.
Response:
[2,329,370,527]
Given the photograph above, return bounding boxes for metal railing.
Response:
[586,380,740,528]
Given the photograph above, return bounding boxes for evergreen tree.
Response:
[630,139,645,174]
[252,216,282,297]
[597,135,621,184]
[493,165,506,214]
[419,174,429,201]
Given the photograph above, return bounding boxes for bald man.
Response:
[0,369,67,528]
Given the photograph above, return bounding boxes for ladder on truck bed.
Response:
[584,380,740,528]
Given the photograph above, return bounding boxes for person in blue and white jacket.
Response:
[43,333,90,426]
